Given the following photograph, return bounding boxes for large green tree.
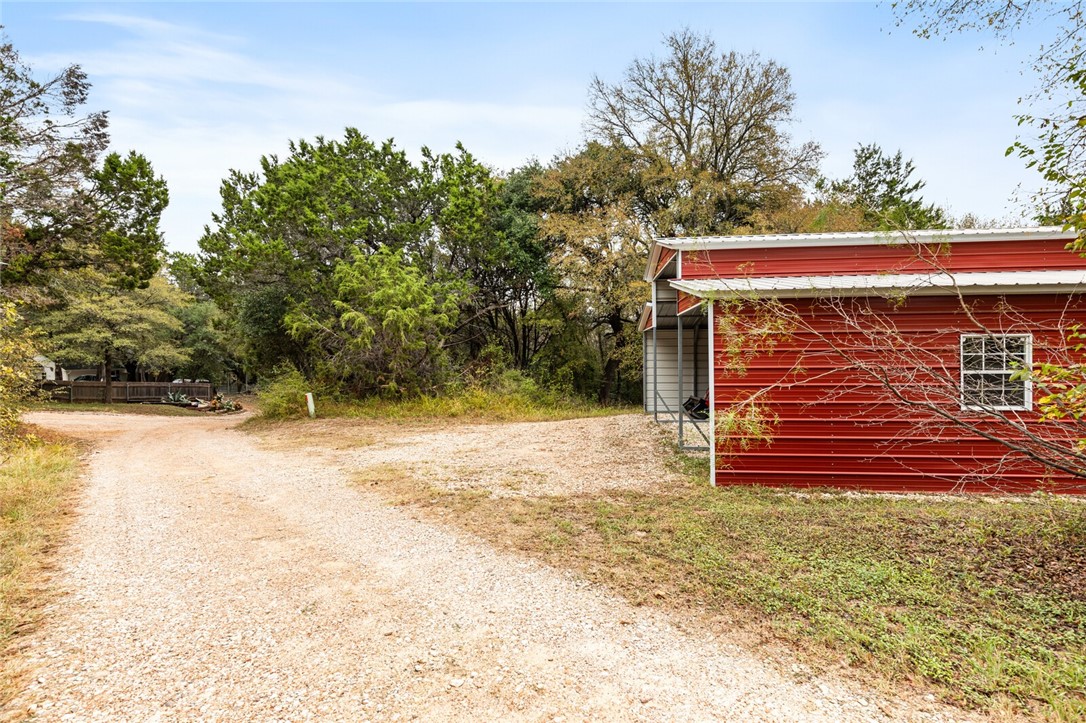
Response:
[90,151,170,289]
[822,143,948,230]
[196,130,435,374]
[536,142,652,404]
[172,300,231,384]
[166,253,241,385]
[0,37,167,291]
[39,272,189,402]
[427,150,558,370]
[0,37,107,280]
[198,129,431,297]
[197,131,563,386]
[286,247,463,396]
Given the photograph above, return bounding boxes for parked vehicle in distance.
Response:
[72,375,99,382]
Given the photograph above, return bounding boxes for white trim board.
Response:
[656,226,1068,252]
[671,270,1086,299]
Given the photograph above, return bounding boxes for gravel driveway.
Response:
[5,411,979,721]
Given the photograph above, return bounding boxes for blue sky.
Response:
[1,1,1055,253]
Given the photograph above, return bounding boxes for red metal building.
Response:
[641,227,1086,492]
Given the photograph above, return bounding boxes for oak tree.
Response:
[39,272,189,403]
[587,29,822,231]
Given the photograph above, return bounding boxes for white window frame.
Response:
[959,333,1033,412]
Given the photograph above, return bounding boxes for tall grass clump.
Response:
[256,366,316,419]
[0,438,80,704]
[257,366,628,422]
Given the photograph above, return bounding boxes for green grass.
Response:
[0,436,81,706]
[662,486,1086,717]
[371,452,1086,719]
[25,401,203,416]
[264,388,632,424]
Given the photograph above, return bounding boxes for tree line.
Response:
[182,30,952,405]
[0,19,1071,429]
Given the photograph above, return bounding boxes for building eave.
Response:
[670,270,1086,300]
[655,226,1071,254]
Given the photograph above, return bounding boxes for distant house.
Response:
[33,355,56,382]
[642,226,1086,493]
[59,367,129,382]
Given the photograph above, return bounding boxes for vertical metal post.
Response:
[642,333,648,413]
[652,321,659,423]
[708,301,716,485]
[678,309,684,449]
[693,321,700,396]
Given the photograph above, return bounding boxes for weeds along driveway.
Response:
[6,411,978,722]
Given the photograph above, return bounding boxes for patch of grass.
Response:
[0,433,82,706]
[261,388,630,424]
[25,401,201,416]
[253,366,630,423]
[670,488,1086,715]
[326,389,629,422]
[356,455,1086,720]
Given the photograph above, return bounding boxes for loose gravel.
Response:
[4,411,981,721]
[259,414,688,497]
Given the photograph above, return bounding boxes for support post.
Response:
[642,333,648,413]
[652,321,659,423]
[678,310,684,448]
[708,300,716,486]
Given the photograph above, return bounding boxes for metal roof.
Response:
[670,269,1086,299]
[644,226,1073,281]
[657,226,1069,250]
[636,302,653,332]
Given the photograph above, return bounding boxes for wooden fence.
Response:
[41,381,214,403]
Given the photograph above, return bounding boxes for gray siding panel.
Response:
[644,327,710,415]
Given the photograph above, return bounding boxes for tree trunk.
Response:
[597,313,627,405]
[598,357,619,405]
[104,351,113,404]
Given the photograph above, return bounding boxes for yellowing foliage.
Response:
[0,303,39,450]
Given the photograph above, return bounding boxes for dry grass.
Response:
[253,381,631,426]
[0,429,82,708]
[25,401,201,417]
[354,454,1086,721]
[317,390,631,423]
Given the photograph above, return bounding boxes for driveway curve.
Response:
[5,411,976,721]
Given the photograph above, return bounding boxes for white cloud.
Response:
[31,12,585,253]
[27,7,1046,253]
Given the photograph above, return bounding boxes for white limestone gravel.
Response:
[263,414,689,497]
[4,411,982,721]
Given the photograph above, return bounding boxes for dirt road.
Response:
[6,411,975,721]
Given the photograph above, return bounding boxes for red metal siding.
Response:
[683,237,1079,279]
[655,248,678,278]
[677,291,701,315]
[712,294,1086,493]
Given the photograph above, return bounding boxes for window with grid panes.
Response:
[960,334,1032,410]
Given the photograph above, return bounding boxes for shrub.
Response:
[0,304,39,451]
[285,247,464,397]
[489,369,561,407]
[257,367,312,419]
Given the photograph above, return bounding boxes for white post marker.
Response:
[305,392,316,418]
